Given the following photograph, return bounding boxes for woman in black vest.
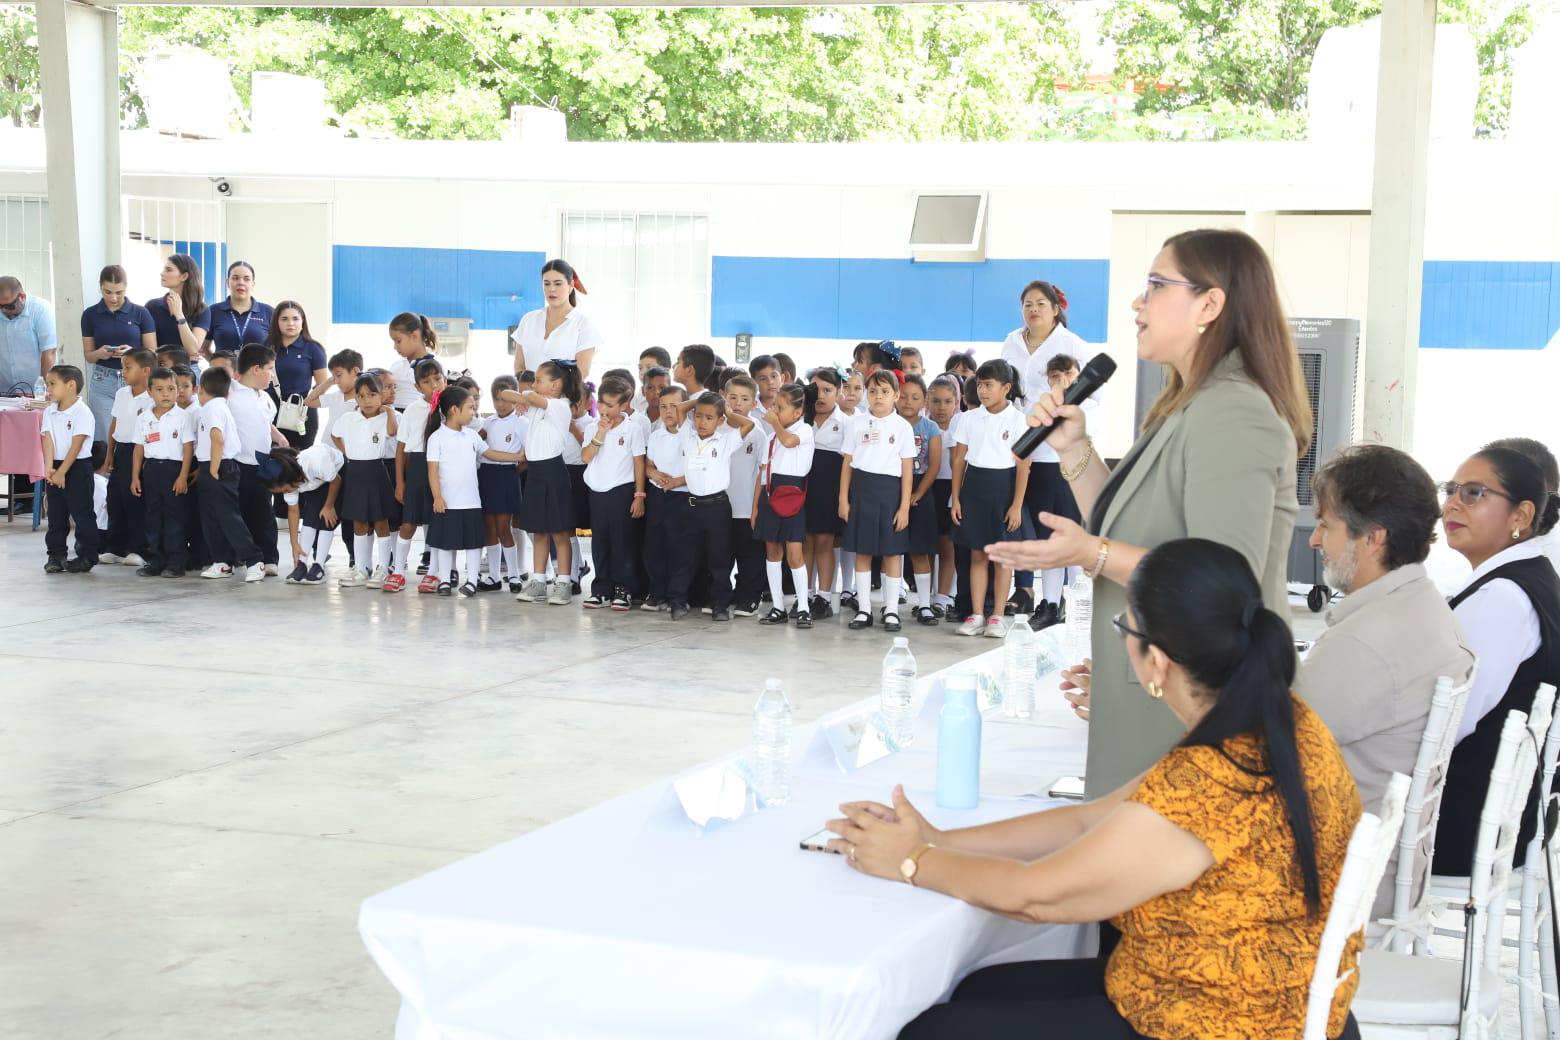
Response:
[1434,440,1560,874]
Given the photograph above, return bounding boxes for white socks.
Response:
[354,533,373,573]
[300,525,319,564]
[428,548,446,580]
[517,531,534,575]
[570,536,584,577]
[1041,567,1065,604]
[462,549,481,587]
[853,568,872,613]
[377,536,396,572]
[394,536,413,577]
[882,575,902,616]
[789,566,809,610]
[485,543,501,577]
[315,528,335,566]
[501,543,518,579]
[766,560,786,607]
[914,571,932,609]
[839,551,857,592]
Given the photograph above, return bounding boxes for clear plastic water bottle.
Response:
[751,678,793,807]
[1065,574,1094,665]
[880,637,917,749]
[33,376,47,400]
[1003,615,1036,718]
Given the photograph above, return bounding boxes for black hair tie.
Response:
[1241,600,1260,630]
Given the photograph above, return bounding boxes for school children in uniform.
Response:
[723,374,769,616]
[193,367,264,583]
[266,439,345,585]
[98,347,155,567]
[755,382,815,627]
[392,358,445,593]
[950,360,1034,638]
[477,373,527,592]
[804,368,848,618]
[897,374,944,625]
[581,375,646,610]
[332,373,399,588]
[424,384,523,597]
[229,345,282,576]
[662,391,755,621]
[506,359,584,607]
[172,365,210,570]
[640,385,688,611]
[839,371,916,632]
[563,395,592,592]
[926,374,963,616]
[387,313,439,410]
[40,365,99,573]
[129,366,195,577]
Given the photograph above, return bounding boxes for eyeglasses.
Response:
[0,296,21,315]
[1112,612,1151,643]
[1438,480,1517,507]
[1143,274,1202,298]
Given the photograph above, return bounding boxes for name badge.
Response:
[146,432,161,444]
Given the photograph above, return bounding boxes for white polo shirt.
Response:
[765,418,815,479]
[561,415,588,466]
[399,398,432,452]
[42,399,94,461]
[844,411,916,478]
[511,307,603,369]
[426,425,485,509]
[813,405,848,453]
[999,324,1090,408]
[134,405,195,462]
[934,417,956,479]
[681,424,742,497]
[282,441,345,504]
[334,409,392,462]
[646,424,688,492]
[479,410,527,466]
[583,416,646,493]
[109,386,152,445]
[227,382,276,466]
[195,398,241,464]
[523,397,574,463]
[729,421,769,520]
[954,403,1029,470]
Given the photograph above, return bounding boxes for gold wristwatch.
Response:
[900,843,936,886]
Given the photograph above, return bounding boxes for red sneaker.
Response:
[417,574,440,594]
[383,572,406,593]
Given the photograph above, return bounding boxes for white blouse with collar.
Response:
[1452,539,1546,742]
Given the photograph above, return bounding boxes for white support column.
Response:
[1361,0,1436,448]
[35,0,121,366]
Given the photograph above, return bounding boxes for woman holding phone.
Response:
[81,264,157,456]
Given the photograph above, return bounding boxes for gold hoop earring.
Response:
[1147,681,1165,701]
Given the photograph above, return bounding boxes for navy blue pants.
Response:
[44,461,98,564]
[589,483,637,598]
[670,494,732,611]
[140,459,188,569]
[238,461,280,565]
[104,441,145,557]
[198,460,260,567]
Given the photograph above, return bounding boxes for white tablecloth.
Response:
[359,647,1092,1040]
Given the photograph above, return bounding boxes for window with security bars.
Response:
[122,196,227,307]
[1,195,52,300]
[1295,351,1324,507]
[561,212,710,369]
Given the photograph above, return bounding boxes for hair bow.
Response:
[892,368,905,388]
[1054,287,1069,312]
[255,452,283,483]
[429,388,442,414]
[572,272,588,295]
[555,359,579,371]
[878,340,902,364]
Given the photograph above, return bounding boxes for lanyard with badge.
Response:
[228,305,259,345]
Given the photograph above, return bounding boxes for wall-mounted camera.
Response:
[212,178,233,197]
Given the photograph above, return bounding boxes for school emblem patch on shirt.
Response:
[712,448,719,458]
[888,435,896,444]
[1001,431,1010,441]
[745,444,754,454]
[372,433,380,444]
[617,436,625,446]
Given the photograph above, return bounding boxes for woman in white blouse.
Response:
[1433,439,1560,874]
[511,259,602,380]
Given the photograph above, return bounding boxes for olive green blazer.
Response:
[1082,352,1299,797]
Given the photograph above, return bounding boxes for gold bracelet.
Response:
[1088,537,1111,580]
[1060,438,1094,482]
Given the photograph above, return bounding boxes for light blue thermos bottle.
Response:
[936,673,981,809]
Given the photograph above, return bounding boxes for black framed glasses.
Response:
[1438,480,1516,508]
[1143,274,1202,297]
[1112,612,1151,643]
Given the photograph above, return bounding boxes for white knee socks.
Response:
[462,549,481,587]
[314,528,335,566]
[1041,567,1065,605]
[882,575,902,616]
[501,543,518,579]
[789,566,809,609]
[394,536,412,577]
[766,560,786,607]
[354,533,373,573]
[485,543,501,577]
[914,571,932,609]
[853,568,872,613]
[838,550,855,592]
[377,536,396,573]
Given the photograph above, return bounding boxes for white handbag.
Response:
[276,393,309,435]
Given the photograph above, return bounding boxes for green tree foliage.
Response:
[0,5,40,126]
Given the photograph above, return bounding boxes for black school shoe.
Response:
[138,564,163,578]
[793,610,814,629]
[915,605,940,626]
[64,557,94,573]
[285,562,309,584]
[477,576,502,593]
[840,590,859,610]
[759,607,789,625]
[848,609,872,631]
[163,567,187,578]
[669,604,690,620]
[1005,587,1034,617]
[809,595,834,620]
[303,563,325,585]
[711,608,730,622]
[882,612,902,633]
[459,581,478,598]
[44,557,65,574]
[436,581,453,597]
[732,601,759,618]
[416,549,430,575]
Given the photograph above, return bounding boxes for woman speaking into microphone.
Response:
[986,229,1311,797]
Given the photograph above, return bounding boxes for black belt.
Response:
[688,491,729,507]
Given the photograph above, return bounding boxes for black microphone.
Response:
[1012,352,1117,460]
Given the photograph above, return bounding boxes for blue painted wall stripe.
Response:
[1420,260,1559,350]
[711,257,1111,343]
[332,245,546,331]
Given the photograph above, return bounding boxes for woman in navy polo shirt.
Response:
[205,260,273,358]
[145,253,211,355]
[81,264,156,449]
[264,300,329,447]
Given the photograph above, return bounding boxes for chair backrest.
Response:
[1461,685,1556,1036]
[1385,668,1476,953]
[1517,686,1559,1035]
[1304,772,1411,1040]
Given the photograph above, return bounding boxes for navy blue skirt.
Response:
[805,449,845,536]
[843,469,910,557]
[754,474,807,545]
[427,506,486,550]
[906,483,939,555]
[399,451,434,525]
[381,457,403,528]
[297,484,339,531]
[954,465,1035,549]
[340,459,393,523]
[567,464,590,534]
[477,464,523,515]
[518,456,574,534]
[1024,460,1082,538]
[932,477,954,537]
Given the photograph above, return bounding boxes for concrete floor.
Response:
[0,521,1009,1040]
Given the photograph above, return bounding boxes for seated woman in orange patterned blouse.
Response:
[826,538,1364,1040]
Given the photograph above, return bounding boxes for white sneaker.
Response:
[985,616,1007,638]
[547,578,573,606]
[338,568,367,588]
[514,578,547,602]
[263,563,280,577]
[99,552,124,565]
[122,553,146,567]
[243,562,266,583]
[956,614,983,637]
[367,565,388,589]
[201,563,233,579]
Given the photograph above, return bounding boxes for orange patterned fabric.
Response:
[1104,698,1363,1040]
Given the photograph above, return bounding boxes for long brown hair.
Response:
[263,300,316,350]
[1142,229,1312,457]
[165,253,207,323]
